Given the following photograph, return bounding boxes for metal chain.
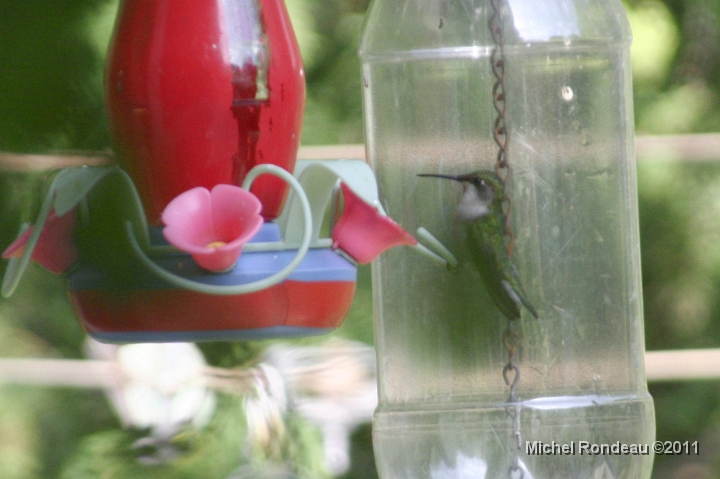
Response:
[501,326,520,402]
[489,0,515,258]
[491,2,524,477]
[503,323,524,479]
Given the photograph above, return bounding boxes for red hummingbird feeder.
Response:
[1,0,454,342]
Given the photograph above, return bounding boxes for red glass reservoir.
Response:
[105,0,305,223]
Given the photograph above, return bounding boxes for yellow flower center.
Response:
[206,241,227,249]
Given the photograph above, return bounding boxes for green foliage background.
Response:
[0,0,720,478]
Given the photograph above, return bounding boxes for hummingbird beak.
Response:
[417,173,463,182]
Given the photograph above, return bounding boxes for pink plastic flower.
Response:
[2,209,79,274]
[332,182,417,264]
[161,184,263,272]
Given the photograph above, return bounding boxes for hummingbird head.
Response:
[418,170,504,221]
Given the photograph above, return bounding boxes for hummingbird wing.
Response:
[502,268,539,319]
[470,237,522,321]
[469,222,539,321]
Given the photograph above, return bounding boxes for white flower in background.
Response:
[428,453,535,479]
[242,363,288,457]
[85,337,377,473]
[85,338,216,440]
[429,454,487,479]
[262,339,377,476]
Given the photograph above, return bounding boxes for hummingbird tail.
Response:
[521,297,539,319]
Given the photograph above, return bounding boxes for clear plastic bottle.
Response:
[359,0,655,478]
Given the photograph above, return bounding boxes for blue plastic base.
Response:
[69,223,357,290]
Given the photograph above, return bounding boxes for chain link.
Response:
[503,322,524,479]
[488,0,515,258]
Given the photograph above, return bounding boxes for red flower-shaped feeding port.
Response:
[2,209,79,274]
[332,183,417,264]
[161,184,264,272]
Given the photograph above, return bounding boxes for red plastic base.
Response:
[70,280,356,341]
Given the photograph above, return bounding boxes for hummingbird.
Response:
[418,170,538,321]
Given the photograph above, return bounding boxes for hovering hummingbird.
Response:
[418,170,538,321]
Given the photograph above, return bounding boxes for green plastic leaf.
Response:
[52,167,116,216]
